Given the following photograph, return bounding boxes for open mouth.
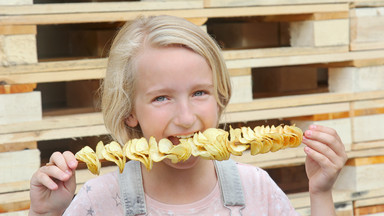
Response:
[168,133,195,145]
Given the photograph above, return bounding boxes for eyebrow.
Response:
[144,84,214,97]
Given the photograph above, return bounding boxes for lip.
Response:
[167,131,198,145]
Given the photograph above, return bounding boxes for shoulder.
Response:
[235,162,279,191]
[236,162,269,181]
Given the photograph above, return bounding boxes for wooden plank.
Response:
[0,68,106,84]
[0,25,36,35]
[295,201,353,216]
[260,11,349,22]
[346,156,384,166]
[0,149,40,184]
[290,19,349,47]
[0,92,42,125]
[350,41,384,51]
[353,114,384,143]
[0,141,36,152]
[227,91,384,113]
[0,4,349,25]
[0,58,107,75]
[287,105,384,121]
[0,112,104,134]
[0,1,204,15]
[0,191,30,213]
[225,49,384,69]
[353,0,384,7]
[229,72,252,103]
[334,161,384,191]
[289,187,384,209]
[352,140,384,151]
[222,45,348,60]
[0,0,32,5]
[224,102,350,123]
[0,84,36,94]
[329,66,384,93]
[0,34,37,66]
[350,7,384,51]
[355,198,384,209]
[228,68,251,76]
[0,125,108,144]
[204,0,349,7]
[0,210,28,216]
[354,204,384,216]
[0,181,29,194]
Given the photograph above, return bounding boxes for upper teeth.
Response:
[176,134,194,139]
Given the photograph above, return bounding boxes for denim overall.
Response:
[118,159,246,216]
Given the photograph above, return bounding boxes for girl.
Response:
[29,15,347,216]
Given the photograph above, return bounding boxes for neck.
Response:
[141,158,217,204]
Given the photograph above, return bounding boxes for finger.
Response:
[49,151,72,173]
[304,126,346,158]
[41,165,71,182]
[63,166,77,194]
[31,170,59,191]
[308,124,342,144]
[303,136,344,168]
[63,151,78,170]
[304,146,340,176]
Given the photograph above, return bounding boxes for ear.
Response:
[125,113,138,127]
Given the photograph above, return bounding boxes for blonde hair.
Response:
[102,15,231,144]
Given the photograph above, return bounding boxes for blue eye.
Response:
[193,91,205,97]
[154,96,167,102]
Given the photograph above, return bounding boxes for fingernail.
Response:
[65,169,72,175]
[49,182,58,190]
[310,124,317,129]
[304,146,311,154]
[306,130,312,136]
[70,161,77,168]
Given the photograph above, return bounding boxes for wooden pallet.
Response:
[1,1,384,215]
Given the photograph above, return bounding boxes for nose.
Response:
[174,100,196,129]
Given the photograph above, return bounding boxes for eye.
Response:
[153,96,168,102]
[193,90,206,97]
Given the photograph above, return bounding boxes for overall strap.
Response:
[118,159,245,215]
[214,159,246,210]
[118,160,147,216]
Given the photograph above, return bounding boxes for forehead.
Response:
[136,45,210,74]
[134,45,213,90]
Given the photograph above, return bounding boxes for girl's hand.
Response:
[303,124,348,194]
[29,151,78,216]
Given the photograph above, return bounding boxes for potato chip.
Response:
[75,146,101,175]
[102,141,126,173]
[76,125,303,173]
[95,141,105,159]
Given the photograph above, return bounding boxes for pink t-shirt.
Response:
[63,163,299,215]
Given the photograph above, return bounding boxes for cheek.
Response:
[200,100,220,126]
[138,107,170,135]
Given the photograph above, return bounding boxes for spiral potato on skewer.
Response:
[75,125,303,174]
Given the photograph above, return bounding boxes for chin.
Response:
[164,156,201,170]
